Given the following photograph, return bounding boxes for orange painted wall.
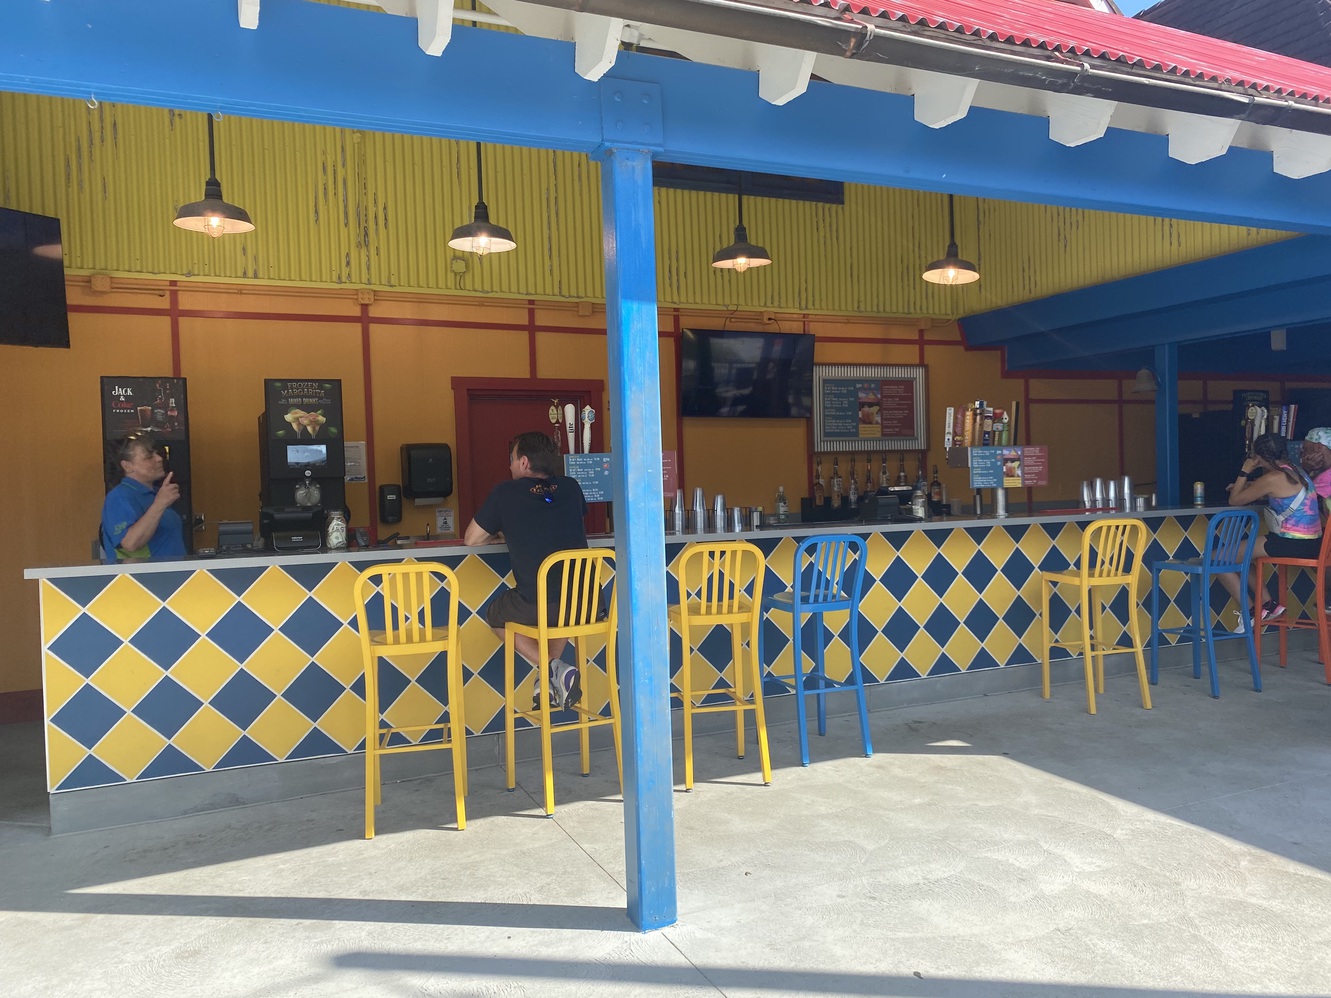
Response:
[1,277,1310,695]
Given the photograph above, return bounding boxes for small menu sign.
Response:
[969,445,1049,489]
[564,451,680,503]
[101,376,188,442]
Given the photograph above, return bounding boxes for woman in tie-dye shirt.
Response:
[1221,433,1321,625]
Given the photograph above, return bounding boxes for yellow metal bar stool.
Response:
[1040,517,1152,715]
[503,548,621,817]
[668,540,771,790]
[355,562,467,838]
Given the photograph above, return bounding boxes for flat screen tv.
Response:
[0,207,69,349]
[680,329,815,418]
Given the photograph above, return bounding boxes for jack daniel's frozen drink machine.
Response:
[258,379,345,551]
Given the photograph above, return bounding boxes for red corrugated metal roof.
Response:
[794,0,1331,103]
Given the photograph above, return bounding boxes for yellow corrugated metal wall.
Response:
[0,91,1290,315]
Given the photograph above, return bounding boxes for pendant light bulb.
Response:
[173,114,254,237]
[712,184,771,271]
[922,194,978,285]
[449,144,516,256]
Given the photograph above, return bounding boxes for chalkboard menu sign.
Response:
[813,364,927,452]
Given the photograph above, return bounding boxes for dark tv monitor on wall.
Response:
[680,329,815,418]
[0,207,70,349]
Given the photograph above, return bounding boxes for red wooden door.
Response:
[453,379,607,534]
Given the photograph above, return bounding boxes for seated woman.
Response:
[1220,432,1321,627]
[101,434,185,561]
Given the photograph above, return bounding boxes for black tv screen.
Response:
[680,329,815,418]
[0,207,69,349]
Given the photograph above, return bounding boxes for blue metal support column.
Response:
[1155,343,1180,507]
[594,82,676,931]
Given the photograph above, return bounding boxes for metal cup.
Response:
[731,507,745,532]
[1135,496,1146,512]
[1093,478,1106,507]
[1106,479,1119,507]
[1081,480,1093,509]
[750,508,763,530]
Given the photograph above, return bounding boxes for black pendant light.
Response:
[921,193,979,285]
[173,113,254,238]
[449,142,516,256]
[712,178,771,272]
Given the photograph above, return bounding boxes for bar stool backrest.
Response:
[678,541,765,616]
[1204,509,1259,573]
[1081,517,1146,580]
[355,562,458,650]
[794,534,866,609]
[534,548,616,633]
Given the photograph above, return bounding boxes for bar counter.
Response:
[25,508,1237,812]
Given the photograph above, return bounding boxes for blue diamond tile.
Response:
[56,756,124,791]
[882,606,920,649]
[282,562,337,593]
[138,743,205,781]
[963,602,1000,640]
[283,598,344,657]
[414,654,448,704]
[216,735,278,770]
[960,556,999,591]
[286,727,342,761]
[212,566,267,598]
[134,677,203,739]
[49,615,123,679]
[373,660,412,711]
[207,604,272,663]
[880,558,919,594]
[1005,597,1038,638]
[50,575,115,607]
[129,608,200,668]
[921,558,959,595]
[210,671,277,730]
[134,571,194,603]
[284,663,346,722]
[51,686,124,749]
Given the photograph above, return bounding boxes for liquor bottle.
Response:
[166,397,179,433]
[847,458,859,508]
[914,458,928,495]
[879,455,890,492]
[776,486,789,516]
[930,464,943,503]
[863,456,873,498]
[830,457,843,509]
[897,452,908,486]
[813,457,826,507]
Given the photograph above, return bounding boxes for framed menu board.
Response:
[813,364,928,452]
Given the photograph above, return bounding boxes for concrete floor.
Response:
[3,648,1331,998]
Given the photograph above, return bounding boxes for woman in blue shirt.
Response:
[101,435,185,561]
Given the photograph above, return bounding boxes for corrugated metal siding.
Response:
[0,92,1289,314]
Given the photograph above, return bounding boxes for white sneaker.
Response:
[551,659,582,710]
[1232,611,1247,635]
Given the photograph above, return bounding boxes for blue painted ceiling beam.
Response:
[7,0,1331,233]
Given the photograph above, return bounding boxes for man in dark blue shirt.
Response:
[464,431,588,709]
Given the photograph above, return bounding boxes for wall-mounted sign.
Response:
[813,364,927,452]
[969,445,1049,489]
[564,452,679,503]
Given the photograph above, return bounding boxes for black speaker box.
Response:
[400,443,453,499]
[378,483,403,524]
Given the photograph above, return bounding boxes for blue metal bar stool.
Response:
[759,534,871,766]
[1149,508,1260,698]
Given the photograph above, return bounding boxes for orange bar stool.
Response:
[668,540,771,790]
[1254,526,1331,682]
[503,548,621,817]
[1041,517,1152,714]
[355,562,467,838]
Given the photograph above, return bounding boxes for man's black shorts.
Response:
[485,587,545,629]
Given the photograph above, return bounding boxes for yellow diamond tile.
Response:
[938,530,980,572]
[976,526,1017,569]
[462,675,504,734]
[316,627,366,687]
[317,689,367,751]
[380,647,439,683]
[86,574,161,640]
[985,621,1021,666]
[244,566,312,628]
[896,531,940,575]
[899,579,941,625]
[451,556,505,612]
[1016,526,1055,567]
[863,533,896,579]
[1015,573,1045,611]
[172,704,242,769]
[40,581,85,643]
[820,634,851,683]
[903,630,943,676]
[861,631,898,682]
[312,561,362,623]
[46,723,87,791]
[943,627,982,671]
[942,577,980,620]
[94,713,168,779]
[764,537,798,588]
[245,632,309,694]
[858,580,896,629]
[1018,617,1048,659]
[685,660,725,697]
[43,654,86,715]
[460,614,502,664]
[1155,516,1188,557]
[90,645,166,710]
[981,574,1020,616]
[1052,521,1086,564]
[246,698,309,760]
[166,571,242,634]
[170,637,240,702]
[382,684,446,738]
